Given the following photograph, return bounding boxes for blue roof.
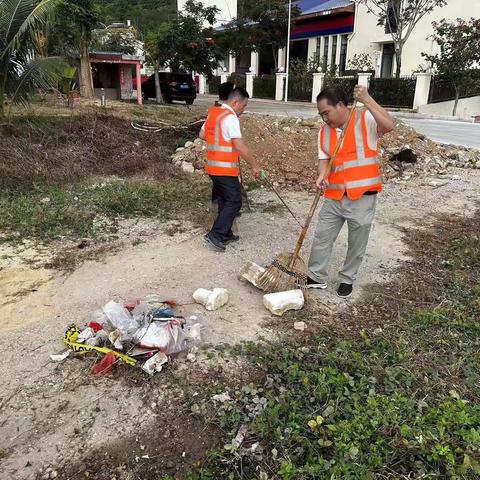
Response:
[295,0,353,16]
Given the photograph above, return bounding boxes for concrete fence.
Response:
[202,71,435,110]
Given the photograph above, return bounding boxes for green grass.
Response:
[0,177,210,243]
[178,219,480,480]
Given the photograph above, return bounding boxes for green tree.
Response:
[355,0,447,78]
[47,0,100,98]
[146,0,221,103]
[423,17,480,116]
[218,0,299,71]
[0,0,64,116]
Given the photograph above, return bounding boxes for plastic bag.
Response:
[91,352,116,375]
[102,300,138,338]
[134,320,186,354]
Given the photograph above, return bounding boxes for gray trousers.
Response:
[308,194,377,285]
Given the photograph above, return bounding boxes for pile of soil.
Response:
[172,114,480,190]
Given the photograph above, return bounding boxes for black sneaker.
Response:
[337,283,353,298]
[307,276,327,289]
[224,234,240,245]
[204,233,226,252]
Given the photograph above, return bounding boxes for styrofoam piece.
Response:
[238,262,266,288]
[263,290,305,316]
[193,288,229,311]
[142,351,168,376]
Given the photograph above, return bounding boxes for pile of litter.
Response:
[171,115,480,189]
[51,295,203,376]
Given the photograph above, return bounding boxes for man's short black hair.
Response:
[228,87,250,101]
[218,81,235,101]
[316,87,349,107]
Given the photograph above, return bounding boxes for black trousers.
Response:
[209,175,242,242]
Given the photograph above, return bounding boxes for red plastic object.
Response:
[91,352,116,375]
[87,321,103,333]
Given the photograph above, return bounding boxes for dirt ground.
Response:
[1,164,480,479]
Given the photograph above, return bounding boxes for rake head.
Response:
[256,252,308,294]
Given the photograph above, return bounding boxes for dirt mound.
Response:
[173,114,480,190]
[0,114,200,187]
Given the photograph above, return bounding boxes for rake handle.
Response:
[290,105,357,266]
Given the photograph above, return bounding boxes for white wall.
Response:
[348,1,480,76]
[177,0,237,27]
[419,96,480,119]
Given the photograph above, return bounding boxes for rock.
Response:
[181,161,194,174]
[176,147,185,153]
[263,290,305,316]
[40,197,51,204]
[193,138,202,145]
[390,148,417,163]
[193,288,229,311]
[184,141,194,148]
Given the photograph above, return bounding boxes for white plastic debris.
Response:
[193,288,229,311]
[294,321,307,331]
[239,262,266,288]
[135,320,186,354]
[263,290,305,316]
[50,351,71,362]
[108,330,124,350]
[142,351,168,376]
[102,300,138,337]
[187,346,198,363]
[212,392,232,403]
[77,327,95,343]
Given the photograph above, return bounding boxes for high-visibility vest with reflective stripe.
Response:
[320,109,382,200]
[204,107,240,177]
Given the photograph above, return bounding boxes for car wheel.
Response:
[186,98,194,105]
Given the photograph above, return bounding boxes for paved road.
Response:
[194,95,480,149]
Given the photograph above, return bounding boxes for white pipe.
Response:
[284,0,292,102]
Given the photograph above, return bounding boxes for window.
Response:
[315,37,322,63]
[339,34,348,74]
[323,36,329,68]
[385,0,399,34]
[331,35,338,66]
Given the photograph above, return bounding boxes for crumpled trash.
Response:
[135,320,186,354]
[193,288,229,311]
[142,351,168,375]
[77,327,95,343]
[91,351,116,375]
[50,351,71,362]
[102,300,139,338]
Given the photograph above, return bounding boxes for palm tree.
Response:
[0,0,63,116]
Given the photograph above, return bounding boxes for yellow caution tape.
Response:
[64,325,137,367]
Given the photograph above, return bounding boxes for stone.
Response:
[176,147,185,153]
[181,161,194,174]
[184,141,194,148]
[263,290,305,316]
[293,321,307,331]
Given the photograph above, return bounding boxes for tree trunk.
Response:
[79,32,93,99]
[154,59,163,104]
[452,87,460,116]
[394,45,402,79]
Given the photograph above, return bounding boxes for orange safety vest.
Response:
[320,109,382,201]
[204,106,240,177]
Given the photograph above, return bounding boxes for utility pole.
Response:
[284,0,292,102]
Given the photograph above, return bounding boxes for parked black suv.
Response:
[142,72,196,104]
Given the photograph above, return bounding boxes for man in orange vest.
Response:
[307,85,394,297]
[199,87,261,251]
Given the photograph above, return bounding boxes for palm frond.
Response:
[8,54,65,106]
[0,0,59,60]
